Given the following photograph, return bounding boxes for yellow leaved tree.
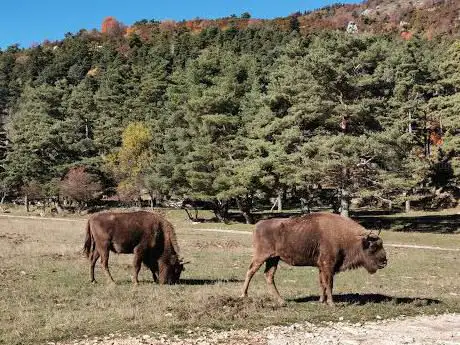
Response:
[105,122,152,202]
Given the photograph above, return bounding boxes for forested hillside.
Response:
[0,1,459,222]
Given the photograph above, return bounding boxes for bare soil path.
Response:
[55,313,460,345]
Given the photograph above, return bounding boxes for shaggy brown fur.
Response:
[83,211,184,285]
[241,212,387,306]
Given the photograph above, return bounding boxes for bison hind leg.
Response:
[98,246,115,284]
[90,250,100,283]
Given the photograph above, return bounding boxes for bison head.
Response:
[158,255,185,284]
[361,233,387,274]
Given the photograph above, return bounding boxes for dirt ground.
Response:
[55,313,460,345]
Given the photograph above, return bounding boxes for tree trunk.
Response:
[237,196,254,225]
[277,193,282,212]
[25,194,29,212]
[408,110,412,133]
[241,211,253,224]
[405,200,411,213]
[212,200,229,223]
[340,189,350,218]
[301,187,314,214]
[340,167,351,217]
[85,118,89,139]
[148,191,156,209]
[54,198,64,214]
[300,197,310,214]
[183,208,196,222]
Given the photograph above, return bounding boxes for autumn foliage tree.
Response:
[104,122,153,202]
[59,167,102,208]
[101,16,126,37]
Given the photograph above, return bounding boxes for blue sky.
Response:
[1,0,361,49]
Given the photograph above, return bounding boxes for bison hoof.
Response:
[277,299,287,306]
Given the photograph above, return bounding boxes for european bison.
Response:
[241,212,387,306]
[83,211,184,285]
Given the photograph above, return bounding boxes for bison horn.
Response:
[377,229,382,236]
[179,257,190,265]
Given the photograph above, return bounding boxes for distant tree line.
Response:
[0,21,458,222]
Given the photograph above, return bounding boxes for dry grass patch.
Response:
[0,214,459,345]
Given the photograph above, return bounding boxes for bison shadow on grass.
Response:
[290,293,441,306]
[114,278,243,286]
[179,278,243,285]
[109,278,243,286]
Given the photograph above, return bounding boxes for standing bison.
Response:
[83,211,184,285]
[241,212,387,306]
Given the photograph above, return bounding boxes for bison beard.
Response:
[241,212,387,306]
[83,211,184,285]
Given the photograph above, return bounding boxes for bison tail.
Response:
[83,220,93,258]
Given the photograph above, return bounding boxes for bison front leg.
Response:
[132,246,145,285]
[318,268,327,304]
[318,262,335,306]
[264,257,284,306]
[241,258,265,298]
[319,269,335,306]
[151,267,159,283]
[142,257,159,283]
[149,262,159,283]
[325,273,334,306]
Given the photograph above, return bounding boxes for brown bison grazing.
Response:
[83,211,184,285]
[241,212,387,306]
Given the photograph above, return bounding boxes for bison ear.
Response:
[361,236,371,249]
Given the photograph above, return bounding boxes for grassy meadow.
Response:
[0,209,459,345]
